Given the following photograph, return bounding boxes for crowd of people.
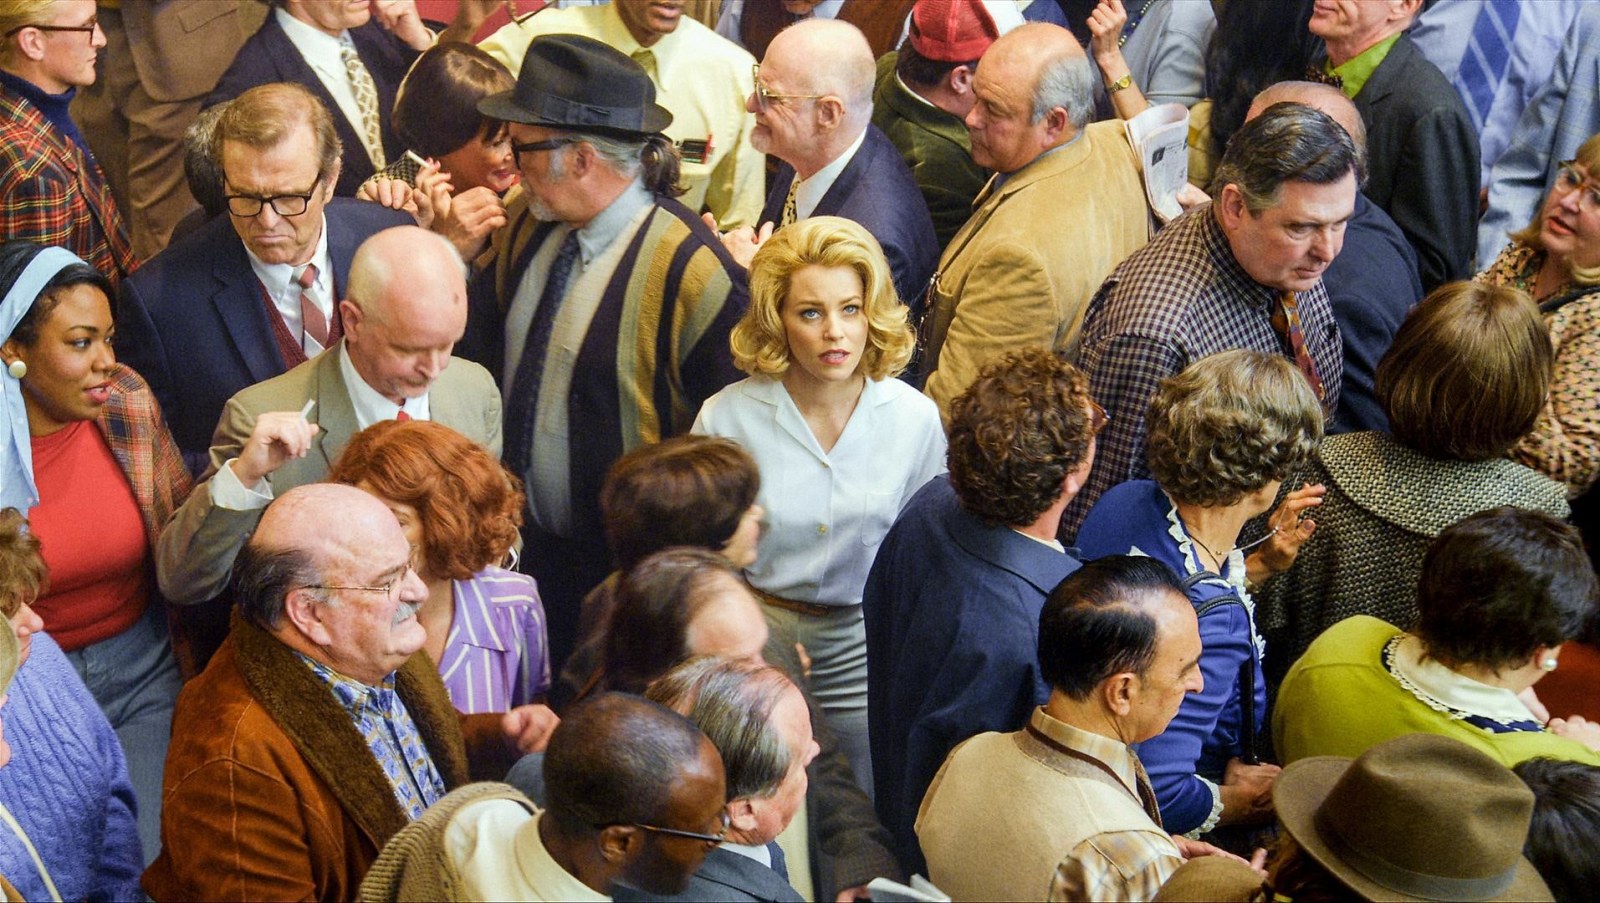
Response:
[1,0,1599,900]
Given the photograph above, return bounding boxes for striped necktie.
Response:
[295,263,330,348]
[1453,0,1521,131]
[340,36,386,169]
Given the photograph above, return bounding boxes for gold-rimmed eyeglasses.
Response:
[751,64,824,112]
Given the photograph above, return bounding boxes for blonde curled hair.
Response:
[730,216,915,380]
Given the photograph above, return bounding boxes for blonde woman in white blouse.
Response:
[694,216,946,795]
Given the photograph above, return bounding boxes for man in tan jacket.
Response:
[920,22,1148,425]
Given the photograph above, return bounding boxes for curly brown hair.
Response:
[947,348,1095,527]
[1146,349,1322,507]
[0,508,46,618]
[329,420,524,581]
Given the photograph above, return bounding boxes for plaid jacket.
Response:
[0,82,137,289]
[98,364,196,671]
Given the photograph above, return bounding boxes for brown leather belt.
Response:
[749,585,835,617]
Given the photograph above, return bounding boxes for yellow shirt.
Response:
[480,4,764,230]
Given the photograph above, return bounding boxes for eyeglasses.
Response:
[1554,161,1600,215]
[751,65,824,112]
[225,174,326,218]
[511,137,579,165]
[626,810,731,845]
[4,16,100,39]
[300,546,422,598]
[1088,400,1110,437]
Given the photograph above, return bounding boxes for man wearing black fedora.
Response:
[463,33,747,677]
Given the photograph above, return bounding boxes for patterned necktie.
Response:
[1131,754,1163,829]
[340,37,386,170]
[505,231,582,480]
[780,175,800,227]
[296,263,330,348]
[1271,290,1326,403]
[1304,62,1343,91]
[631,48,659,84]
[1454,0,1521,130]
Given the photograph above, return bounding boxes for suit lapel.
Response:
[212,236,288,385]
[312,345,360,469]
[813,129,874,217]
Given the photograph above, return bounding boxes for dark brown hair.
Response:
[329,420,523,581]
[391,42,513,159]
[601,436,760,571]
[1377,281,1551,461]
[947,348,1094,527]
[600,548,744,696]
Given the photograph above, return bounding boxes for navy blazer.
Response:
[115,199,412,469]
[761,126,938,317]
[204,16,418,197]
[862,476,1082,876]
[1324,193,1422,435]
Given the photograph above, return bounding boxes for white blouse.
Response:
[693,375,947,606]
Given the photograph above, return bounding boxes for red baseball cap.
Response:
[909,0,1000,63]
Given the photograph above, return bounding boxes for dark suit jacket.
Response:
[116,198,412,469]
[862,476,1082,875]
[204,15,418,197]
[761,126,938,316]
[1354,34,1479,291]
[1325,192,1421,434]
[615,847,804,902]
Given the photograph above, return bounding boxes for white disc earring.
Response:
[5,359,25,380]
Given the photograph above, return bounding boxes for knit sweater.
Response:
[0,633,141,901]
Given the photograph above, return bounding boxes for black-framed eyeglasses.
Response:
[300,546,421,598]
[4,16,100,39]
[1554,160,1600,215]
[225,173,327,218]
[751,64,824,112]
[625,810,731,845]
[511,137,579,165]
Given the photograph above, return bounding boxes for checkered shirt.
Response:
[1065,205,1342,539]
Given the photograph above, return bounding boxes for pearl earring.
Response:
[5,359,24,380]
[1541,657,1559,672]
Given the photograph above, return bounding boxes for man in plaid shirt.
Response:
[0,0,137,289]
[1064,103,1355,541]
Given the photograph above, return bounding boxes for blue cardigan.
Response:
[0,633,141,901]
[1077,480,1268,835]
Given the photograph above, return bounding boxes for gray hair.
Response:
[1032,48,1095,131]
[1145,349,1323,508]
[1210,102,1357,213]
[646,656,795,801]
[554,132,684,197]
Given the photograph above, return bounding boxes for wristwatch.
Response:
[1106,73,1133,94]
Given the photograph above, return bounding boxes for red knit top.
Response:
[28,420,149,650]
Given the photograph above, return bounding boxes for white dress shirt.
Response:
[243,213,335,359]
[794,127,867,222]
[693,375,947,605]
[273,7,384,166]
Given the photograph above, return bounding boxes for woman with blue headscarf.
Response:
[0,240,191,865]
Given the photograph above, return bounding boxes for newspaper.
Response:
[867,875,951,902]
[1125,102,1191,224]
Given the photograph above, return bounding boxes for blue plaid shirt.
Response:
[297,655,446,820]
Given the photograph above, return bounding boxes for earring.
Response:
[5,359,24,380]
[1541,657,1559,672]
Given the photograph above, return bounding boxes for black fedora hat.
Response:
[478,34,673,139]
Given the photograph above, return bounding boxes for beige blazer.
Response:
[155,342,502,604]
[921,120,1150,424]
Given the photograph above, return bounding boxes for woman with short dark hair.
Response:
[1275,507,1600,769]
[1077,349,1324,836]
[1255,281,1569,683]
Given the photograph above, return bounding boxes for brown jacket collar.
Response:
[231,612,472,845]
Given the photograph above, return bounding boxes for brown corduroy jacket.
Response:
[141,613,514,902]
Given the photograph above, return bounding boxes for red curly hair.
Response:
[329,420,524,581]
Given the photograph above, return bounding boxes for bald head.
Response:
[1248,81,1367,181]
[341,226,467,404]
[771,18,874,113]
[966,23,1093,172]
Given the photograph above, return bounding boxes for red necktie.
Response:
[296,263,330,348]
[395,410,411,422]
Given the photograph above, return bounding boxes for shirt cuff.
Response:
[211,458,274,510]
[1185,775,1225,838]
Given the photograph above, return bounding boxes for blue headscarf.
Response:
[0,243,89,516]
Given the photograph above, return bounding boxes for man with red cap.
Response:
[872,0,1002,251]
[919,22,1150,425]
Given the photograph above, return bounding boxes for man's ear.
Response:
[1216,184,1250,232]
[1102,672,1137,718]
[948,64,975,96]
[339,299,363,341]
[12,27,47,63]
[1041,106,1069,145]
[727,798,758,835]
[283,587,331,647]
[815,95,846,131]
[598,824,641,863]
